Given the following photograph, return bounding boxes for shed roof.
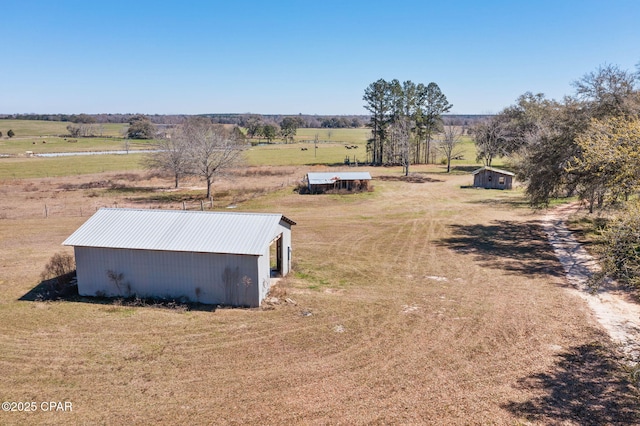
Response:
[307,172,372,185]
[63,208,295,256]
[471,166,515,177]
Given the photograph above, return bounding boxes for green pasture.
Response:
[293,127,371,144]
[0,119,126,138]
[0,154,145,179]
[0,121,499,178]
[0,140,487,179]
[0,136,156,156]
[245,142,368,166]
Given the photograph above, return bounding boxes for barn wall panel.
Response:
[74,247,261,307]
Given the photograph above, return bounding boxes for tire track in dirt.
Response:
[543,203,640,364]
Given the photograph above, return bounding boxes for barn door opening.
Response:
[270,234,283,277]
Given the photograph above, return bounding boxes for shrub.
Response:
[40,252,76,289]
[600,201,640,288]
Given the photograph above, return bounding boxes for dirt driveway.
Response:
[544,203,640,366]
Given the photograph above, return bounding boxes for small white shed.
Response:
[63,208,295,307]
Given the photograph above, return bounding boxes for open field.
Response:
[0,155,147,179]
[1,156,638,424]
[1,141,482,179]
[0,120,495,177]
[0,137,156,156]
[293,127,371,144]
[1,135,483,178]
[0,120,126,138]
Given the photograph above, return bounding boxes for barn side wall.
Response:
[74,247,261,307]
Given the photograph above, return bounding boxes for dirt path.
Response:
[543,203,640,365]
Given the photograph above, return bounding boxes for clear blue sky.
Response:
[2,0,638,115]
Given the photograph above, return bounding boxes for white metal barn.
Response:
[63,208,295,307]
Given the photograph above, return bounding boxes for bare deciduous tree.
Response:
[470,116,508,167]
[145,118,246,197]
[438,124,464,173]
[573,63,639,118]
[183,117,246,199]
[144,128,191,189]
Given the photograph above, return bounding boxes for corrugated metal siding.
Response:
[307,172,371,185]
[64,209,292,256]
[75,246,261,306]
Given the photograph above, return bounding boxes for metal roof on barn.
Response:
[471,166,515,176]
[63,208,295,256]
[307,172,372,185]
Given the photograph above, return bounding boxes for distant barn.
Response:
[306,172,372,193]
[63,208,295,307]
[472,166,514,190]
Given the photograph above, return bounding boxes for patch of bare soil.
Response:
[544,203,640,366]
[376,173,443,183]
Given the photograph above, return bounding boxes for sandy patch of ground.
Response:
[544,203,640,364]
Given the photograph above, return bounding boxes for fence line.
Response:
[4,185,298,221]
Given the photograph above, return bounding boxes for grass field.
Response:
[0,154,146,179]
[0,120,487,177]
[0,136,156,156]
[1,140,483,179]
[0,119,126,138]
[0,121,636,424]
[293,127,371,144]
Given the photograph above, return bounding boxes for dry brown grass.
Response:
[0,165,638,424]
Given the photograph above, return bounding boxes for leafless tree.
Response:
[144,129,191,188]
[470,117,508,167]
[573,63,639,117]
[182,117,246,199]
[438,124,464,173]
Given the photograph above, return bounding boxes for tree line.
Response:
[469,63,640,290]
[1,112,367,128]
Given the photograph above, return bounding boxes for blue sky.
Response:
[2,0,638,115]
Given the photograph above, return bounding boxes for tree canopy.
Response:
[363,78,452,166]
[477,62,640,291]
[280,117,303,143]
[127,115,156,139]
